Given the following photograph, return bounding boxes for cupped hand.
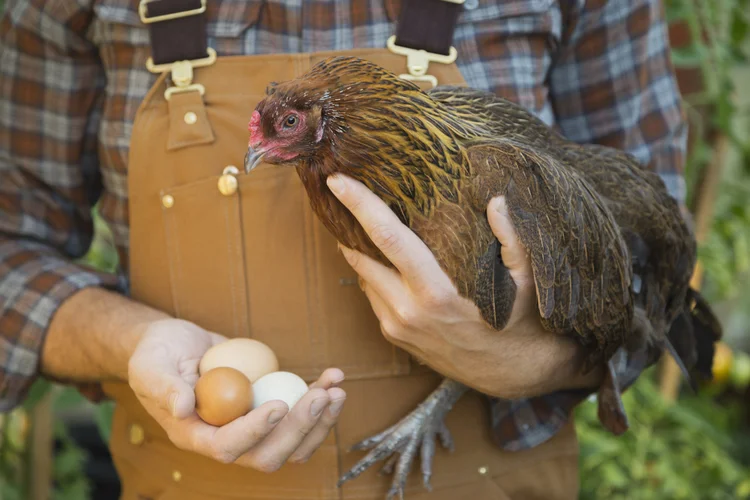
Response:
[128,319,346,470]
[326,174,594,398]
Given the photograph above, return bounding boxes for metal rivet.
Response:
[478,466,488,475]
[218,166,240,196]
[184,111,197,125]
[218,173,238,196]
[162,194,174,208]
[128,424,145,446]
[172,470,182,482]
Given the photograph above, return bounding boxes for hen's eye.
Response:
[283,115,298,129]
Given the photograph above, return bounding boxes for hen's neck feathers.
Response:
[299,72,486,220]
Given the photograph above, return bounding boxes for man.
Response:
[0,0,685,497]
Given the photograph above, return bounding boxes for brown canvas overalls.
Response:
[101,1,580,498]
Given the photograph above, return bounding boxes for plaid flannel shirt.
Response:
[0,0,686,451]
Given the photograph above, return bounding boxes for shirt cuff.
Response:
[0,240,121,411]
[488,346,654,451]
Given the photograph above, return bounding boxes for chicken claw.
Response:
[338,379,468,499]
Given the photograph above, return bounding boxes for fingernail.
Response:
[327,176,345,195]
[169,392,179,417]
[492,197,506,212]
[311,398,328,417]
[329,398,346,417]
[268,408,286,424]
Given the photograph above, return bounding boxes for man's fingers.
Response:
[209,332,230,346]
[327,175,451,292]
[360,281,394,325]
[338,246,412,307]
[238,388,331,471]
[289,387,346,463]
[487,197,532,276]
[309,368,345,390]
[199,401,290,463]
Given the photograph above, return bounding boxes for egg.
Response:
[199,338,279,383]
[252,371,309,410]
[194,367,253,426]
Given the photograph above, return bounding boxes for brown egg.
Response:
[194,367,253,427]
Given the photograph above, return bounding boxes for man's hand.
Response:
[128,319,346,470]
[326,174,601,399]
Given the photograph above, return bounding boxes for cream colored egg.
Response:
[252,371,309,410]
[199,338,279,383]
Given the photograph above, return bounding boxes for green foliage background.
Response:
[1,0,750,498]
[575,0,750,498]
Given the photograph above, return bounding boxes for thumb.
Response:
[129,346,197,419]
[159,374,197,419]
[487,197,531,275]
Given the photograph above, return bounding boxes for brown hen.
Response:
[245,56,720,499]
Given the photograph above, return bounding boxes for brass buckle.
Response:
[138,0,207,24]
[146,48,217,100]
[386,36,457,88]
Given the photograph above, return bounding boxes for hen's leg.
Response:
[338,378,468,499]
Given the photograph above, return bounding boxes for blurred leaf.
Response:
[53,445,87,481]
[21,379,51,412]
[600,463,629,487]
[4,410,29,452]
[51,422,91,500]
[52,388,88,413]
[671,43,705,68]
[730,5,749,45]
[737,478,750,498]
[93,401,115,444]
[53,478,91,500]
[576,370,750,499]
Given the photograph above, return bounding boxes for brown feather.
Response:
[251,55,720,380]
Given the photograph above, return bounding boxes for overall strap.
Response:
[388,0,465,87]
[393,0,464,56]
[138,0,216,150]
[139,0,210,65]
[138,0,465,90]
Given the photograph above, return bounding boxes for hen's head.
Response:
[245,83,328,172]
[244,56,425,173]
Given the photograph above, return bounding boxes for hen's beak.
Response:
[244,147,266,174]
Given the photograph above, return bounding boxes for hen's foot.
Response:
[338,378,468,499]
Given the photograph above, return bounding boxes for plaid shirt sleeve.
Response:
[489,0,688,450]
[0,1,120,411]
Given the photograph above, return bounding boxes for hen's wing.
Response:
[467,140,634,366]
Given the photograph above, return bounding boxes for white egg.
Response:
[252,371,309,410]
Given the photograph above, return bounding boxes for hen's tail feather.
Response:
[664,288,722,391]
[686,289,722,379]
[662,334,698,393]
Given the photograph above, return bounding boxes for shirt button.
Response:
[128,423,145,446]
[172,470,182,482]
[464,0,479,10]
